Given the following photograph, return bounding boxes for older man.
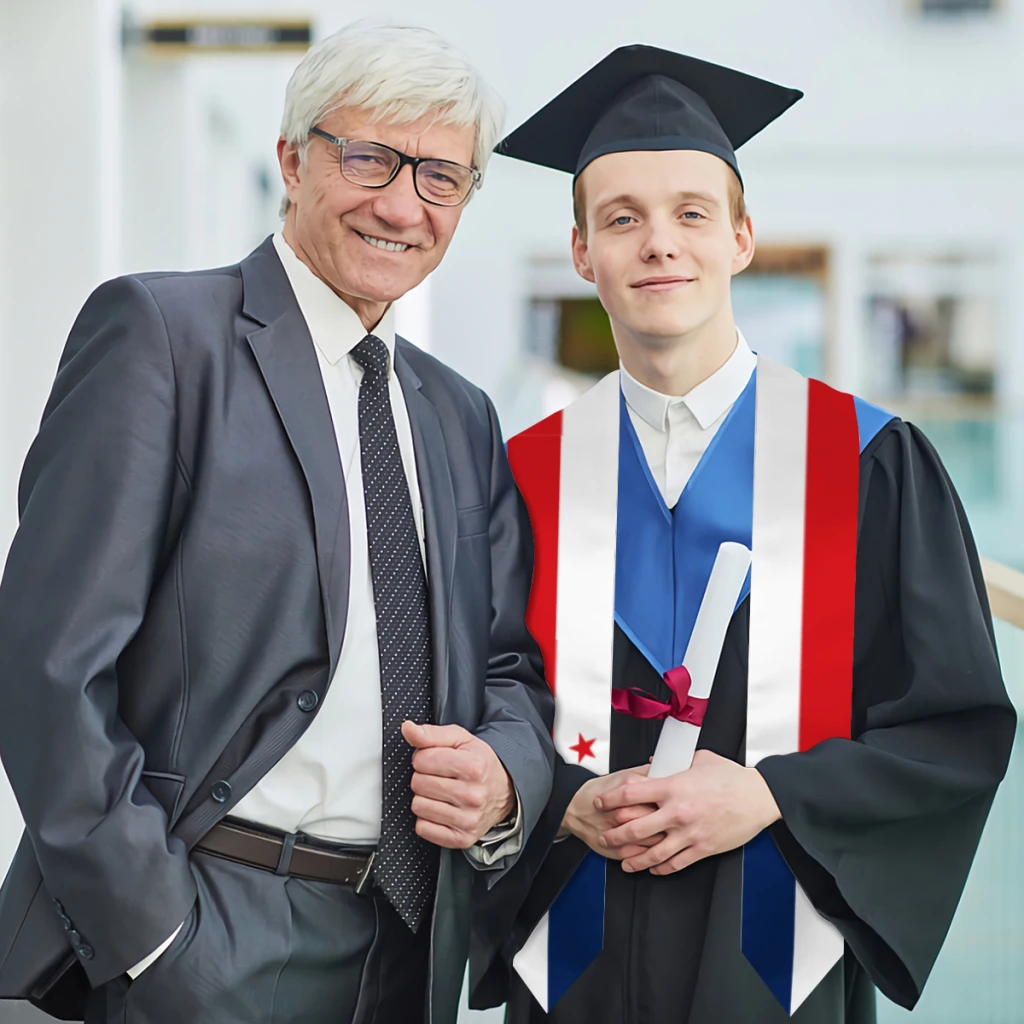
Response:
[0,21,553,1024]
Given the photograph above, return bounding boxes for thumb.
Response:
[402,721,470,749]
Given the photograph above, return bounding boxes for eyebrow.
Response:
[594,190,722,216]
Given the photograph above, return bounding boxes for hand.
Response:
[561,765,663,861]
[595,750,782,875]
[403,721,515,850]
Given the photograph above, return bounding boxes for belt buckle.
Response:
[354,850,376,895]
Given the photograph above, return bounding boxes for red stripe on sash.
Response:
[799,381,859,751]
[507,411,563,696]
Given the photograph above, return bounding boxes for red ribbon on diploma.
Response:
[611,665,708,726]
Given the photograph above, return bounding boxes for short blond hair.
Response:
[573,164,747,240]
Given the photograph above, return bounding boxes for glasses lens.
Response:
[340,141,399,186]
[416,160,474,205]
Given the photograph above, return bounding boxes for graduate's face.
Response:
[278,107,475,326]
[572,150,754,345]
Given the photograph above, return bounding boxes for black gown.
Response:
[470,419,1017,1024]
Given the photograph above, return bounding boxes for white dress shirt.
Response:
[619,331,757,507]
[129,233,519,979]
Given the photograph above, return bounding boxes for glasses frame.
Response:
[308,127,481,207]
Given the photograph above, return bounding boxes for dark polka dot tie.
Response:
[351,334,437,932]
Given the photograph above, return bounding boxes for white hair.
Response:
[279,20,506,216]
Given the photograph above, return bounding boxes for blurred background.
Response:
[0,0,1022,1020]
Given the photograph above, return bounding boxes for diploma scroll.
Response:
[648,541,752,778]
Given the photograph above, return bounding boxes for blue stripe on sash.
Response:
[741,831,796,1011]
[547,850,607,1006]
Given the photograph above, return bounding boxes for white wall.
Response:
[0,0,123,873]
[119,0,1024,423]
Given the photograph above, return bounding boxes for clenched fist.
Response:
[402,721,516,850]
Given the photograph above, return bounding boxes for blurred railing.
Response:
[982,558,1024,630]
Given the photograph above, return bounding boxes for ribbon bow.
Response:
[611,665,708,727]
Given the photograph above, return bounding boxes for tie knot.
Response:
[352,334,390,379]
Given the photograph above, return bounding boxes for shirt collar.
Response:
[619,330,757,433]
[272,231,395,372]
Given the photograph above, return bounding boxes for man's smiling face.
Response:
[571,149,753,347]
[279,106,476,326]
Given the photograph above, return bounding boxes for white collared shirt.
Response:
[619,332,757,507]
[229,233,425,843]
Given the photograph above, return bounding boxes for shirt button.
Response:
[211,780,232,803]
[297,690,318,712]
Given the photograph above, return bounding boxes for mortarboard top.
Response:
[495,44,803,190]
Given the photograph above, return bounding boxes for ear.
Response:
[278,137,303,205]
[571,225,596,284]
[731,214,755,277]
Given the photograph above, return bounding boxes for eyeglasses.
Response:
[308,127,481,207]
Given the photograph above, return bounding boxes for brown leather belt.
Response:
[195,820,376,891]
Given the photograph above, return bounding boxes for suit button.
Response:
[297,690,318,712]
[68,930,81,946]
[60,916,72,932]
[78,944,94,960]
[211,780,232,803]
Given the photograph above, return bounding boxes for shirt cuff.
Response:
[126,920,184,979]
[465,787,524,866]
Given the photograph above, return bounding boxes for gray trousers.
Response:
[82,848,430,1024]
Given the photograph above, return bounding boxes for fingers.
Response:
[413,817,476,850]
[411,771,482,809]
[609,803,658,827]
[411,794,479,834]
[402,721,472,750]
[599,807,671,849]
[411,744,488,782]
[621,835,690,874]
[595,776,666,812]
[649,846,703,876]
[614,835,666,859]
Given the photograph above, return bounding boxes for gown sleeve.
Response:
[755,419,1018,1010]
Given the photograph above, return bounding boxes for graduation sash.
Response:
[507,355,893,1015]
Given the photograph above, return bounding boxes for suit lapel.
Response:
[240,239,350,675]
[395,344,456,724]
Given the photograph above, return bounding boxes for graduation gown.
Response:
[470,408,1016,1024]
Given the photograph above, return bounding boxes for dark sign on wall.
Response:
[911,0,999,13]
[125,18,313,54]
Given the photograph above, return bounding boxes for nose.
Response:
[370,164,427,232]
[638,215,681,264]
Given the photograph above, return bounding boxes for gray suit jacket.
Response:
[0,236,555,1021]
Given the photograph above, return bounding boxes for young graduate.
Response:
[469,45,1017,1024]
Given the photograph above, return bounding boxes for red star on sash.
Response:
[569,733,596,763]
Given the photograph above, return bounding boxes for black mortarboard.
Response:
[496,45,803,190]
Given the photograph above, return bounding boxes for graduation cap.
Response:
[495,44,803,190]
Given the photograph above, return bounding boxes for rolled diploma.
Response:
[648,541,752,778]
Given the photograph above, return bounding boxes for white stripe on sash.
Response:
[552,371,620,776]
[514,906,549,1009]
[747,357,807,767]
[792,883,844,1009]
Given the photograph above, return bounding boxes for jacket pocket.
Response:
[456,504,489,539]
[141,771,186,824]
